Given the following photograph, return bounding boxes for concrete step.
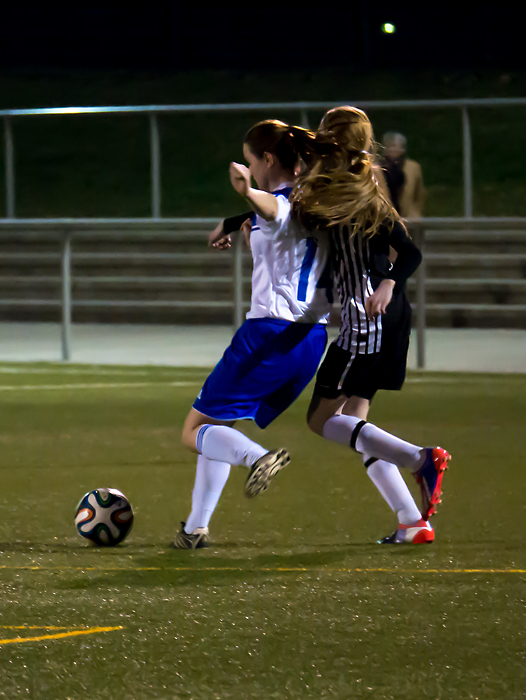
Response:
[2,224,526,327]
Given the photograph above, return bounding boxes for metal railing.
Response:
[3,97,526,220]
[1,217,526,366]
[2,99,526,366]
[0,218,220,362]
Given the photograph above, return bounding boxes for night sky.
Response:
[0,3,522,72]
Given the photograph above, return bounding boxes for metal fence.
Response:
[2,217,526,367]
[2,97,526,220]
[2,99,526,367]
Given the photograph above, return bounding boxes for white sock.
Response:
[322,414,361,445]
[196,424,267,468]
[185,455,231,533]
[365,456,422,525]
[322,415,422,469]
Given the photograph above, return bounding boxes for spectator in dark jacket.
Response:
[381,133,424,219]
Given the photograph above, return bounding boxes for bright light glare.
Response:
[382,23,396,34]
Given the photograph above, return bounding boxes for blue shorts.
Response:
[193,318,327,429]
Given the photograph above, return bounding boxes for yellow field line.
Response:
[0,565,524,574]
[0,625,86,630]
[0,626,124,646]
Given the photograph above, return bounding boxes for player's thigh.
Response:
[341,396,370,420]
[307,342,353,434]
[252,323,328,428]
[307,393,370,435]
[254,372,315,429]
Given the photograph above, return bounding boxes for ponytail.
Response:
[243,120,335,172]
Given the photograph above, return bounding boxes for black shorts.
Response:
[314,291,412,401]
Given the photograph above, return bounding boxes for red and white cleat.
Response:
[379,519,434,544]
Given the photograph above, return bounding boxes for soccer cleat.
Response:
[170,522,210,550]
[379,519,434,544]
[244,449,291,498]
[413,447,451,520]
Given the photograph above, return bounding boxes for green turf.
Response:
[0,364,525,698]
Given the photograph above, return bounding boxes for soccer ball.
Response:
[74,488,134,546]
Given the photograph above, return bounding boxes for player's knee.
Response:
[181,424,198,453]
[306,411,325,437]
[306,392,327,436]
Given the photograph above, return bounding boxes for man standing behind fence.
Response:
[381,133,424,219]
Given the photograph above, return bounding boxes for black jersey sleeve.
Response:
[386,221,422,287]
[222,211,254,235]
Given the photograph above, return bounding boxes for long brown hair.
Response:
[290,106,400,236]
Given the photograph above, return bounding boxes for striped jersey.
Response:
[330,220,422,354]
[246,185,332,324]
[331,225,381,354]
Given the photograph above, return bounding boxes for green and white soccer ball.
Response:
[75,488,134,546]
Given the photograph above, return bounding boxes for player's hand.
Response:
[229,162,252,197]
[365,279,395,320]
[208,221,231,249]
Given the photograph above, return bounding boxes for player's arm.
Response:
[387,220,423,286]
[229,162,279,221]
[365,221,422,320]
[209,211,253,249]
[223,211,254,234]
[365,279,396,320]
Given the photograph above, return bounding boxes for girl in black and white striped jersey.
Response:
[291,106,451,544]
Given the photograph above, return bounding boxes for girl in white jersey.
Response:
[172,120,331,549]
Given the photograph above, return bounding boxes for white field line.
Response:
[0,367,202,376]
[0,377,521,392]
[0,381,200,391]
[405,376,524,384]
[1,365,523,383]
[405,377,472,384]
[0,372,522,392]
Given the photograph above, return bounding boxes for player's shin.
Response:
[185,455,231,533]
[364,456,422,525]
[322,415,422,469]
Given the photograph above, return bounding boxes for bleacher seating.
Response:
[1,221,525,328]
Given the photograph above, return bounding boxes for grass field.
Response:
[0,363,525,698]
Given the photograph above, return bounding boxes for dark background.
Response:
[0,3,521,73]
[0,3,524,222]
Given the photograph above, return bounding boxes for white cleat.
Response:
[170,523,210,549]
[244,449,291,498]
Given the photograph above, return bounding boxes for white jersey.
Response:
[246,185,332,324]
